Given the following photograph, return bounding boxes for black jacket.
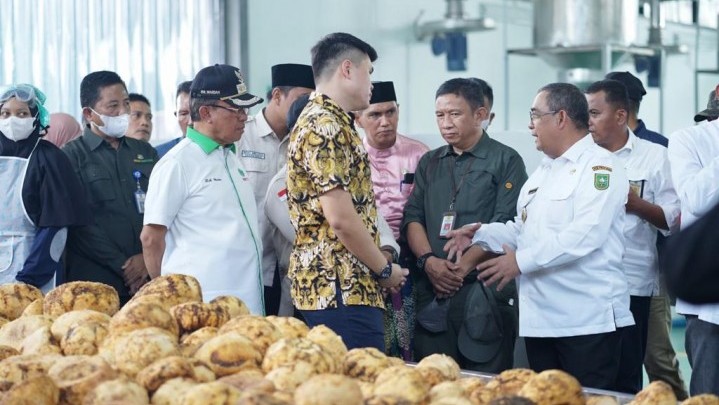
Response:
[660,201,719,304]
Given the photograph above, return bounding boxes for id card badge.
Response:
[133,170,146,214]
[439,210,457,239]
[134,189,146,214]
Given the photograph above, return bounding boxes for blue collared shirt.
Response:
[634,120,668,147]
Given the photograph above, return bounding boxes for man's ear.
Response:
[340,59,353,79]
[81,107,94,124]
[271,87,283,105]
[473,106,487,125]
[197,105,212,122]
[616,108,628,126]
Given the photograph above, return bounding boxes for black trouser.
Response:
[263,263,281,316]
[615,295,652,394]
[525,330,623,391]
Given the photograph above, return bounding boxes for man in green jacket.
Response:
[403,78,527,372]
[63,71,158,304]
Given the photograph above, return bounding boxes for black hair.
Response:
[468,78,494,109]
[129,93,151,107]
[176,81,192,99]
[80,71,127,108]
[286,94,311,131]
[265,86,293,102]
[311,32,377,81]
[585,79,630,112]
[189,98,216,122]
[435,78,486,111]
[538,83,589,131]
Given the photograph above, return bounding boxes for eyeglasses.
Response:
[529,110,558,121]
[208,104,248,116]
[0,84,37,103]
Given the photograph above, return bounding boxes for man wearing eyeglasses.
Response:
[141,64,266,315]
[445,83,634,390]
[155,81,192,158]
[237,63,314,316]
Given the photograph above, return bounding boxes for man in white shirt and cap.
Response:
[141,64,265,314]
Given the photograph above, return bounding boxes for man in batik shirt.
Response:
[286,33,407,351]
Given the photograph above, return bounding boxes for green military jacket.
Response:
[62,127,158,302]
[402,133,528,304]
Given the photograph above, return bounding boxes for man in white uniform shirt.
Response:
[585,80,681,393]
[445,83,634,390]
[666,84,719,396]
[237,63,314,315]
[141,64,265,314]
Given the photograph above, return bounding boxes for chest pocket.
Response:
[240,150,269,173]
[464,169,497,206]
[541,174,579,228]
[626,168,649,201]
[83,164,116,204]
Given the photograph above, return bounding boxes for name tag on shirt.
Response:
[241,150,266,160]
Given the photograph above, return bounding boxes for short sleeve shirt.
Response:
[286,92,383,311]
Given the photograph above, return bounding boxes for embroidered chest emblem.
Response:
[594,173,610,190]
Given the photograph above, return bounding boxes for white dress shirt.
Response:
[473,135,634,337]
[613,130,680,296]
[144,133,264,315]
[668,119,719,325]
[237,110,288,287]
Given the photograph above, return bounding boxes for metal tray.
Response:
[456,369,635,405]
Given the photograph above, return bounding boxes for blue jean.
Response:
[685,315,719,395]
[301,299,385,352]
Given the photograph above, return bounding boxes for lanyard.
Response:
[448,154,476,210]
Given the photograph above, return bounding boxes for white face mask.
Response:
[481,119,491,130]
[0,116,36,142]
[90,109,129,138]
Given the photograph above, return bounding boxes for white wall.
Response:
[244,0,718,173]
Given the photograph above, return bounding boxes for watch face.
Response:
[381,264,393,279]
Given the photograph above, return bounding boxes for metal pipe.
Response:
[445,0,465,20]
[503,0,510,131]
[659,47,666,134]
[648,0,663,46]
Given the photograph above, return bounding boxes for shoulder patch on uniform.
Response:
[277,188,287,201]
[592,165,612,172]
[594,173,610,190]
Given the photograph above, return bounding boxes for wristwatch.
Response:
[381,246,399,264]
[416,252,435,272]
[373,261,393,280]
